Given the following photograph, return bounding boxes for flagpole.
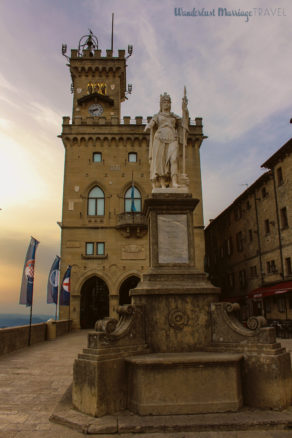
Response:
[111,13,114,52]
[68,266,71,332]
[132,170,134,212]
[55,262,59,322]
[28,244,35,346]
[68,303,71,333]
[28,304,33,346]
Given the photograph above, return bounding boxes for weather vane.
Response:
[78,29,98,56]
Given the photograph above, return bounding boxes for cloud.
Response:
[0,132,50,207]
[0,117,12,129]
[0,71,16,92]
[201,106,292,224]
[28,101,61,130]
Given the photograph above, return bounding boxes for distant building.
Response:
[59,32,206,328]
[205,138,292,322]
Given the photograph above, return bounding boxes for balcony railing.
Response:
[116,212,147,237]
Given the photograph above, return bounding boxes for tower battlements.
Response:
[62,115,204,131]
[70,48,126,59]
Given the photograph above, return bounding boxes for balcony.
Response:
[116,212,148,238]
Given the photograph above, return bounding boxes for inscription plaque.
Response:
[157,214,188,263]
[121,245,145,260]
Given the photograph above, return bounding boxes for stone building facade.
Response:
[205,138,292,322]
[59,33,206,328]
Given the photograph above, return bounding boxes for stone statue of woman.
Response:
[145,93,182,189]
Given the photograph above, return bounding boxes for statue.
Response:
[145,91,189,189]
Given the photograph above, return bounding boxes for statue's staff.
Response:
[181,86,189,176]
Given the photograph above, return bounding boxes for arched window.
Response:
[88,186,104,216]
[124,186,141,212]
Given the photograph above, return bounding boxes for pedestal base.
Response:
[126,352,243,415]
[132,271,219,352]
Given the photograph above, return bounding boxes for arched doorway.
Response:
[119,276,140,305]
[80,276,109,329]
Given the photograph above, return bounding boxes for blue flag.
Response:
[60,265,72,306]
[19,237,39,307]
[131,183,136,212]
[47,256,60,304]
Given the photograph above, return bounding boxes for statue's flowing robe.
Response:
[149,112,181,181]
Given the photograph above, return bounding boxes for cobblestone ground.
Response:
[0,330,89,437]
[0,333,292,437]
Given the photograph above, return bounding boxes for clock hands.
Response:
[88,103,104,117]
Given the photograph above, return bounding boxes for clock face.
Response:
[88,103,104,117]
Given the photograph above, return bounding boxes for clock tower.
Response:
[69,31,129,122]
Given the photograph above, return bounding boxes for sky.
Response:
[0,0,291,315]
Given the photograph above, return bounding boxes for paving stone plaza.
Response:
[1,330,292,437]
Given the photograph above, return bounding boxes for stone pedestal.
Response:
[72,192,292,418]
[132,270,218,352]
[131,193,220,352]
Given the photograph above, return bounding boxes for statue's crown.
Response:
[160,92,171,104]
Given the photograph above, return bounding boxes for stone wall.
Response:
[0,320,72,356]
[56,319,72,337]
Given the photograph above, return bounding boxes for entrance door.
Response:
[119,276,140,305]
[80,276,109,329]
